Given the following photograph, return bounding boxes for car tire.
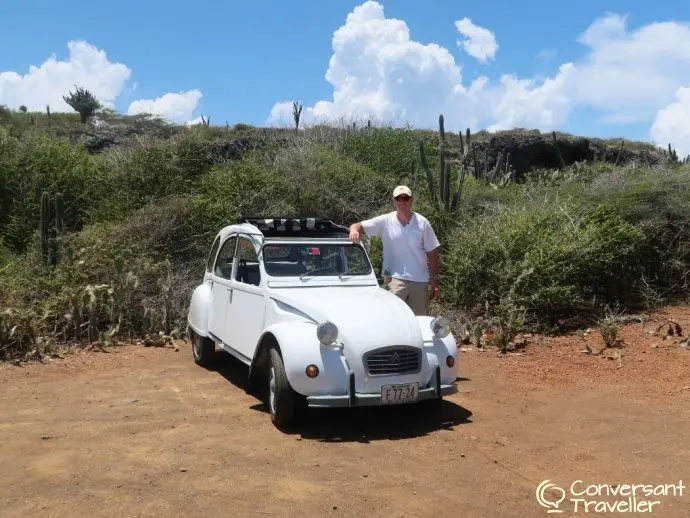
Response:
[191,329,216,367]
[268,347,296,429]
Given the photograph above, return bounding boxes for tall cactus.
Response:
[419,114,467,213]
[458,127,475,176]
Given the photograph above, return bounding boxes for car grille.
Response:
[363,346,421,376]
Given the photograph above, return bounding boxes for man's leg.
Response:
[388,277,408,304]
[406,281,430,316]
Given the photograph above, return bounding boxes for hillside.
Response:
[0,106,675,175]
[0,106,689,360]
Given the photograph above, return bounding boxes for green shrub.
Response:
[92,131,217,221]
[0,130,103,253]
[0,196,213,357]
[197,152,289,228]
[444,199,644,328]
[565,164,690,303]
[338,126,419,180]
[272,145,392,223]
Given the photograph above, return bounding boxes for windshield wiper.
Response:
[299,267,338,280]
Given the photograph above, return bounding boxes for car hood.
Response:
[269,286,423,347]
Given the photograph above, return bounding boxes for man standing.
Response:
[349,185,441,316]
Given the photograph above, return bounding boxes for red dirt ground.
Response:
[1,306,689,517]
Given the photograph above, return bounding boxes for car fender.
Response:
[187,283,212,337]
[257,322,350,397]
[417,316,459,385]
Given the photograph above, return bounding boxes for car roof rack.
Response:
[237,217,351,238]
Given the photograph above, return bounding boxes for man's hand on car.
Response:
[348,224,361,242]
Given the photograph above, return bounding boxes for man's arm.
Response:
[349,222,364,242]
[350,214,385,242]
[427,248,440,298]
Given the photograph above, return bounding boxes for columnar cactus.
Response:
[292,101,303,131]
[419,114,466,213]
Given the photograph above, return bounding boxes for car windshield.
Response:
[262,242,372,277]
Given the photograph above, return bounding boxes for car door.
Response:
[226,235,266,362]
[208,234,237,343]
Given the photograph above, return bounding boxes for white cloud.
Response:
[268,2,690,141]
[454,18,498,63]
[128,90,202,123]
[0,41,131,111]
[268,0,573,132]
[185,116,204,126]
[486,64,577,131]
[267,102,298,126]
[571,14,690,123]
[0,40,203,124]
[284,0,469,129]
[650,84,690,158]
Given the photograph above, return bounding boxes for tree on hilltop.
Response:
[63,86,101,123]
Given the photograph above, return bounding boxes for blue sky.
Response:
[1,0,689,153]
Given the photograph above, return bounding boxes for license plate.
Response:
[381,382,419,405]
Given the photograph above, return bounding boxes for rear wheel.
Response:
[191,329,216,367]
[268,347,296,429]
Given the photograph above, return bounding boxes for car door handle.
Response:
[228,286,233,303]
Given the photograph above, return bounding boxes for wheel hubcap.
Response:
[269,367,276,415]
[192,335,200,359]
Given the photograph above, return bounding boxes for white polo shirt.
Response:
[361,211,440,283]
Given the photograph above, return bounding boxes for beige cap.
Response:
[393,185,412,197]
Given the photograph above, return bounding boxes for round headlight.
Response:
[317,321,338,345]
[431,316,451,339]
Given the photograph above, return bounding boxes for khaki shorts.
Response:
[386,277,429,316]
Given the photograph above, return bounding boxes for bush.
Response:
[338,125,419,180]
[0,129,103,253]
[272,145,392,223]
[444,198,645,328]
[563,163,690,304]
[92,131,218,221]
[0,196,214,358]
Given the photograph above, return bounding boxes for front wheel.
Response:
[268,347,296,429]
[191,329,216,367]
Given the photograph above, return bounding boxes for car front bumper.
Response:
[305,366,458,408]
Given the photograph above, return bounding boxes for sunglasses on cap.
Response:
[394,195,411,201]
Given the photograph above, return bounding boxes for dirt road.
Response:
[1,307,689,517]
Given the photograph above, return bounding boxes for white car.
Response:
[186,217,459,428]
